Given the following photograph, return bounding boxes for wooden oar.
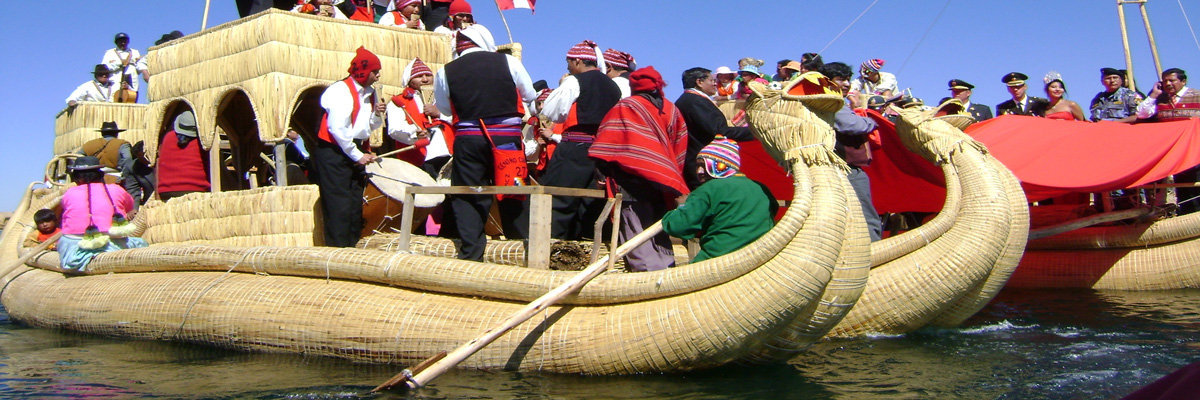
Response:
[376,145,421,159]
[373,221,666,392]
[0,232,62,280]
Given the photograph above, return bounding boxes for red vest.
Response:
[348,5,374,22]
[156,130,211,193]
[318,78,375,146]
[391,88,455,165]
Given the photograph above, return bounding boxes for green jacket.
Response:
[662,175,776,262]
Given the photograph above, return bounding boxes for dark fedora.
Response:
[97,121,127,135]
[92,64,110,76]
[70,156,103,171]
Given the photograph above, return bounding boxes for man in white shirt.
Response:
[310,46,385,247]
[850,58,898,101]
[1136,68,1199,121]
[66,65,116,107]
[101,33,149,102]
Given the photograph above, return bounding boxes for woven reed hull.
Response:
[0,158,866,373]
[826,109,1030,337]
[1008,214,1200,290]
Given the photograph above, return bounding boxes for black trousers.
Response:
[309,140,366,247]
[539,141,603,240]
[451,135,528,261]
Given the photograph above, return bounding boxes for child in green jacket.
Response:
[662,136,776,262]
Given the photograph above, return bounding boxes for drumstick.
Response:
[377,145,421,159]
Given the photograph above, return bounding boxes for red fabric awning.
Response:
[966,115,1200,202]
[739,109,947,214]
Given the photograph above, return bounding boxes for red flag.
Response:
[496,0,535,12]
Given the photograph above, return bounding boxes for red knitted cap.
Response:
[349,46,382,85]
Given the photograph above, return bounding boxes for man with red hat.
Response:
[589,66,689,271]
[603,48,636,99]
[433,0,474,35]
[433,24,537,260]
[538,39,623,240]
[379,0,424,28]
[387,57,451,178]
[311,46,385,247]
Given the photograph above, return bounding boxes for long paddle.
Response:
[0,232,63,280]
[373,221,666,392]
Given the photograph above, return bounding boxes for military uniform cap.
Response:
[948,79,974,90]
[1002,72,1028,87]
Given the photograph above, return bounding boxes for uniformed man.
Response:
[996,72,1049,117]
[944,79,993,121]
[1089,68,1144,122]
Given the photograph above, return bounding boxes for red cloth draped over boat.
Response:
[965,115,1200,202]
[739,109,947,214]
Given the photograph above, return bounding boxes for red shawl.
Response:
[590,95,690,195]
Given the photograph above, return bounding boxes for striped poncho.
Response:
[589,94,690,196]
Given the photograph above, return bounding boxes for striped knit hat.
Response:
[603,48,635,71]
[567,40,607,73]
[698,136,740,179]
[536,88,553,103]
[402,57,432,86]
[861,58,885,72]
[396,0,421,9]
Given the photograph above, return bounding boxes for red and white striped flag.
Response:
[496,0,535,12]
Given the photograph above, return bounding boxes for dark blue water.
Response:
[2,288,1198,399]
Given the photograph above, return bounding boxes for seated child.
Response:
[23,208,61,250]
[57,156,148,273]
[661,136,777,262]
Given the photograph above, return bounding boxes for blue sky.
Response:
[1,0,1198,210]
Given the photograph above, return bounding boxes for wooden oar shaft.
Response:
[377,145,420,159]
[0,232,62,280]
[374,221,666,392]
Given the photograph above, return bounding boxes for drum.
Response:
[362,158,444,236]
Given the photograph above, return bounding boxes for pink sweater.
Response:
[60,183,134,234]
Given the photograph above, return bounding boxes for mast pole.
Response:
[202,0,212,30]
[1117,0,1137,91]
[494,1,516,44]
[1139,1,1165,77]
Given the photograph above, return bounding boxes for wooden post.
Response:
[1139,2,1165,78]
[607,194,622,271]
[273,142,288,186]
[397,192,416,251]
[209,141,222,193]
[590,198,616,264]
[201,0,212,31]
[527,193,552,269]
[1117,0,1138,92]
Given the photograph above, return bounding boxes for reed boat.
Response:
[0,10,872,373]
[965,116,1200,290]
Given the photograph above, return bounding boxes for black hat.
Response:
[154,30,184,46]
[948,79,974,90]
[533,79,549,92]
[1100,67,1128,79]
[92,64,110,76]
[114,32,129,43]
[1001,72,1028,87]
[97,121,127,135]
[70,156,103,171]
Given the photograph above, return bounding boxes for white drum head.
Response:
[366,158,443,208]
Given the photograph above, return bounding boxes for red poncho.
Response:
[589,95,690,196]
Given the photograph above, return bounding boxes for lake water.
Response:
[2,288,1198,399]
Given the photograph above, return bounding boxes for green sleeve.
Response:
[661,184,712,240]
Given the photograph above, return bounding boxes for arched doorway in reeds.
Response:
[282,84,329,186]
[214,88,269,191]
[154,100,211,200]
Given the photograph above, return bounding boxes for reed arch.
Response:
[214,88,268,191]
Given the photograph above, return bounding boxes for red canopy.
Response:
[739,109,946,214]
[966,115,1200,202]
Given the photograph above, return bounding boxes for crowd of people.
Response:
[50,0,1200,273]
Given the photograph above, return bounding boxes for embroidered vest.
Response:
[1155,89,1200,121]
